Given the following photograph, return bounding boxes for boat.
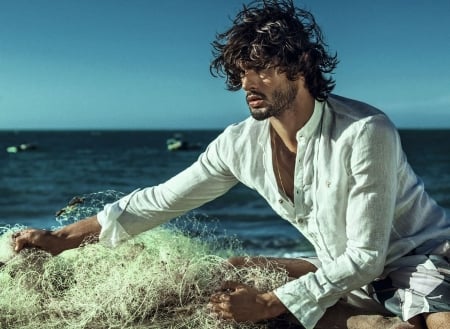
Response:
[166,134,201,151]
[6,143,37,153]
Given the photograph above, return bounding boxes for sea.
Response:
[1,129,450,258]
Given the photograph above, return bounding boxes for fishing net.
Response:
[0,190,295,329]
[55,189,126,226]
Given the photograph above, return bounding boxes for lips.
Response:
[246,93,265,108]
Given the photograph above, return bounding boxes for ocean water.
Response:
[1,129,450,257]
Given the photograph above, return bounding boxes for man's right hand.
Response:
[13,229,64,255]
[12,216,102,256]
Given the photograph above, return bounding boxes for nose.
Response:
[241,69,259,91]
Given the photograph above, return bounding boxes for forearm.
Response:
[228,256,317,278]
[14,215,101,256]
[51,216,101,254]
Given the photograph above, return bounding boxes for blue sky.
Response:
[1,0,449,130]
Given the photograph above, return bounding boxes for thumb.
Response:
[14,235,27,252]
[13,230,34,252]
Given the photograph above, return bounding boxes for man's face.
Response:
[242,67,298,121]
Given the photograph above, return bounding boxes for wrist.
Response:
[258,291,287,319]
[51,227,86,253]
[47,230,72,255]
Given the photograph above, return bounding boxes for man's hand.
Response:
[208,281,287,323]
[12,216,101,256]
[13,229,63,255]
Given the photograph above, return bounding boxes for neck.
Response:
[269,92,315,153]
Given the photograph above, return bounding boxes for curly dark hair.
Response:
[210,0,338,101]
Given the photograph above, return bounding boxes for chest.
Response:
[271,136,296,201]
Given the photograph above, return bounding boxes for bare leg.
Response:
[346,311,450,329]
[315,300,376,329]
[227,256,317,278]
[348,314,426,329]
[424,312,450,329]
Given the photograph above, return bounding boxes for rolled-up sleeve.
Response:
[275,115,401,328]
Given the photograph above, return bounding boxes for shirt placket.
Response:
[294,134,324,252]
[293,134,308,225]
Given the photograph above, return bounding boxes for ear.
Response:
[290,72,305,82]
[295,74,306,87]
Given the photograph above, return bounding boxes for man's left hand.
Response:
[208,281,286,323]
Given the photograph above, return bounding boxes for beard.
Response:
[247,81,298,121]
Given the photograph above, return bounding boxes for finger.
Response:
[215,309,234,321]
[209,301,230,311]
[210,293,221,302]
[13,230,34,252]
[14,236,27,252]
[207,306,222,319]
[208,303,234,320]
[210,292,230,303]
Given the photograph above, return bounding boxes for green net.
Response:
[0,190,294,329]
[55,190,126,226]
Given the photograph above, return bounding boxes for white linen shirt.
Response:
[97,94,450,329]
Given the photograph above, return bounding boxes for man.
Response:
[13,1,450,328]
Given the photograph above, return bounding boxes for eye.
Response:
[257,68,273,79]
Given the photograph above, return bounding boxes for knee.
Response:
[424,312,450,329]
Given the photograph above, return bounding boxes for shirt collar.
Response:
[257,99,325,148]
[296,99,325,140]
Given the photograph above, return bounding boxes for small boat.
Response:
[6,143,37,153]
[166,134,201,151]
[166,137,186,151]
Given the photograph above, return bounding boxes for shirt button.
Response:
[278,199,283,204]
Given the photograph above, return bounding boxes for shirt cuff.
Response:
[274,274,329,329]
[97,189,140,247]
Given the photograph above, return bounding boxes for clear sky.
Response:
[1,0,449,130]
